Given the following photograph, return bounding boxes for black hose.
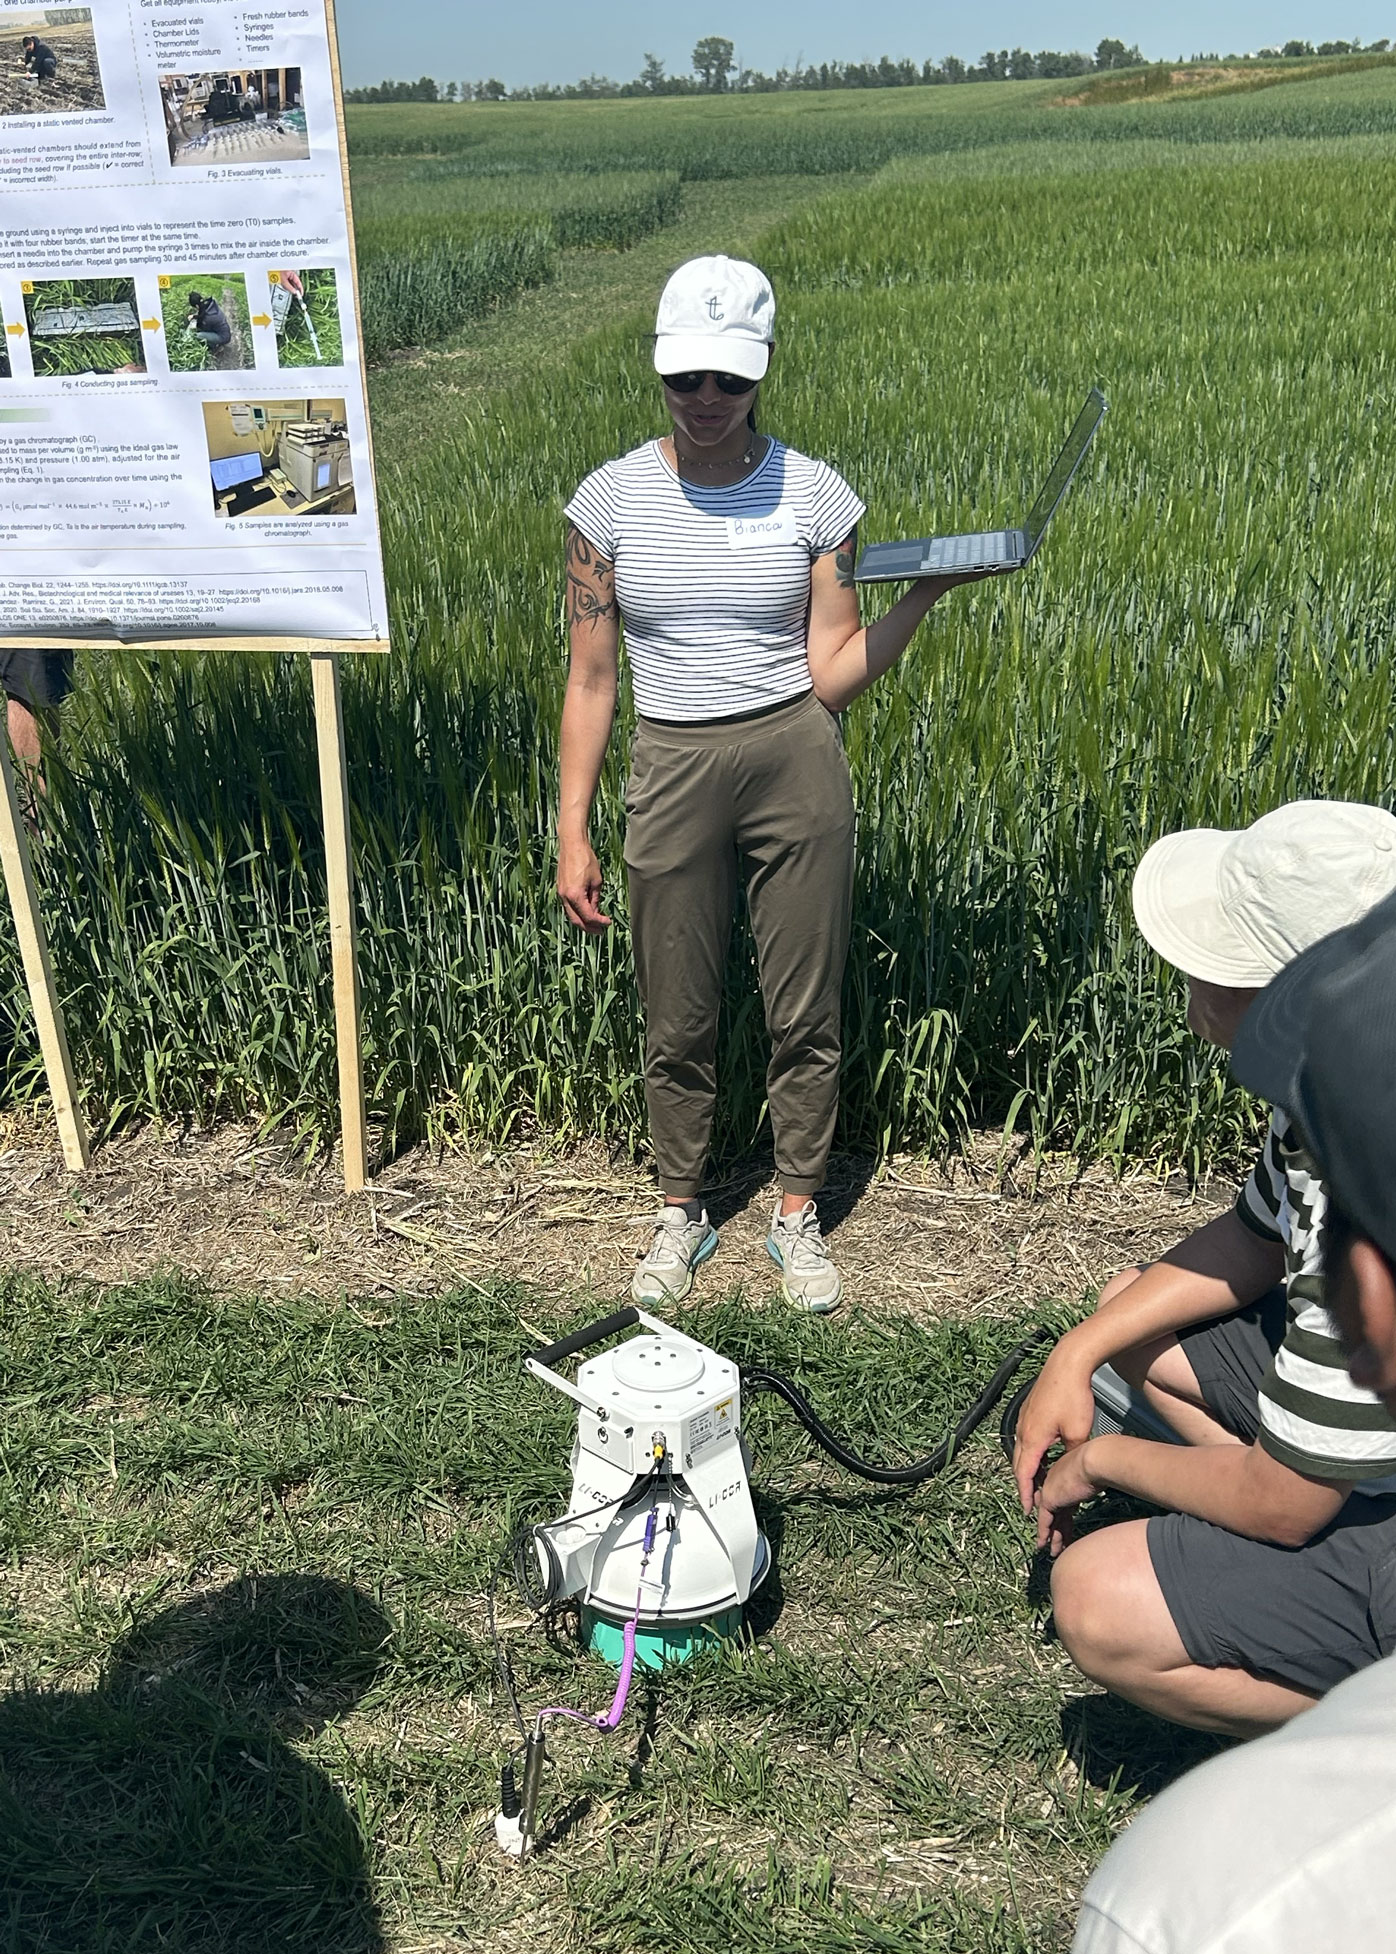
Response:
[741,1329,1051,1485]
[997,1369,1040,1465]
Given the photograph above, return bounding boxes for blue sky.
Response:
[335,0,1391,89]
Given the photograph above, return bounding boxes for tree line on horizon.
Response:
[344,33,1389,104]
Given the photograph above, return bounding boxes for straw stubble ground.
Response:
[0,1114,1223,1312]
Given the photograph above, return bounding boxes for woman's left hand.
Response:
[805,536,1002,712]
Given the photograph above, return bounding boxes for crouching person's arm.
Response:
[1036,1427,1349,1552]
[1012,1208,1285,1516]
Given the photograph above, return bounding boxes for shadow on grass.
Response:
[1060,1691,1227,1799]
[0,1573,390,1953]
[746,1491,788,1641]
[1038,1497,1227,1798]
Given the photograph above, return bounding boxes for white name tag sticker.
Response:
[727,506,798,549]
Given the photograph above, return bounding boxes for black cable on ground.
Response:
[741,1329,1052,1485]
[997,1368,1042,1465]
[491,1342,1051,1749]
[486,1537,529,1748]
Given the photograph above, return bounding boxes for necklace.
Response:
[674,436,760,472]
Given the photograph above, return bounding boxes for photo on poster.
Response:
[159,67,309,166]
[159,272,254,372]
[268,269,343,369]
[23,277,145,376]
[0,7,104,117]
[203,398,355,518]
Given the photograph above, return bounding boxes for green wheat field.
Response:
[8,63,1396,1168]
[2,58,1395,1952]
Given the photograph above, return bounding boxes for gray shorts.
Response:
[1146,1293,1396,1694]
[0,649,74,710]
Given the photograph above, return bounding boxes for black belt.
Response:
[641,688,814,731]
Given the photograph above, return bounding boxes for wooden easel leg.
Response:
[310,653,368,1192]
[0,737,89,1170]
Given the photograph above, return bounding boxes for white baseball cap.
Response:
[653,255,775,384]
[1132,800,1396,987]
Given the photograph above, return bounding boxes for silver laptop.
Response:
[854,388,1107,583]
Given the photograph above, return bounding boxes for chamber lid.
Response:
[609,1336,704,1394]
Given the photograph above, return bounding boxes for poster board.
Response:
[0,0,382,1184]
[0,0,386,650]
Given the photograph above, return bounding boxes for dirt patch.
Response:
[1052,54,1393,106]
[0,27,104,116]
[0,1114,1229,1319]
[1055,63,1271,105]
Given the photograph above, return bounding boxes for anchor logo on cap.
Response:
[707,297,724,320]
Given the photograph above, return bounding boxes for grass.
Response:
[0,1269,1220,1951]
[4,79,1396,1173]
[353,164,684,252]
[350,171,684,358]
[355,218,555,362]
[274,267,345,369]
[344,79,1068,174]
[344,60,1396,174]
[157,269,253,372]
[1062,48,1396,105]
[361,172,863,443]
[23,277,143,376]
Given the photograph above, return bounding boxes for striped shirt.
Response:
[1236,1109,1396,1488]
[564,437,865,723]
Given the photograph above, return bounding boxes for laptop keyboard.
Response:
[924,531,1013,570]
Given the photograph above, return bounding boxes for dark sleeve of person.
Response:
[205,300,231,344]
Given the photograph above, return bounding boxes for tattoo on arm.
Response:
[833,527,858,590]
[565,524,619,630]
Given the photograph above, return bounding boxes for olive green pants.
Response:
[624,689,856,1201]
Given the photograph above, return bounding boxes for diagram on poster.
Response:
[0,0,387,649]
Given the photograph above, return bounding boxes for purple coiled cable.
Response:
[538,1505,656,1730]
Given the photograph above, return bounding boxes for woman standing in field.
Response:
[557,255,981,1311]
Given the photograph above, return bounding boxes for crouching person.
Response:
[1072,885,1396,1952]
[1012,802,1396,1736]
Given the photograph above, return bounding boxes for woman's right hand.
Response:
[557,833,612,933]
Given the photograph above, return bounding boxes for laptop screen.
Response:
[1021,390,1107,554]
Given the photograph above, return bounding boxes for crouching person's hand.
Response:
[1011,1340,1097,1517]
[1035,1440,1104,1555]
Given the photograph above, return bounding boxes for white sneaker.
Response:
[632,1206,719,1304]
[765,1200,843,1313]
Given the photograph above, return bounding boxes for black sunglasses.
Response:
[660,370,758,396]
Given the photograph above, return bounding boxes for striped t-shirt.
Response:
[1236,1109,1396,1489]
[564,437,866,722]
